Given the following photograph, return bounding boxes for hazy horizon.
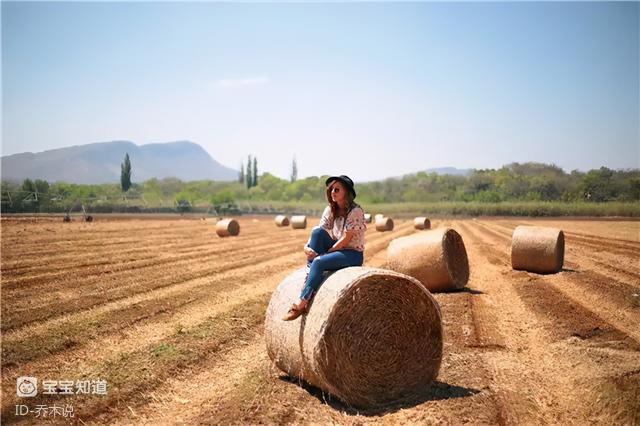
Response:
[2,1,638,181]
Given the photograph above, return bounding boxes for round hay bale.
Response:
[511,225,564,274]
[375,217,394,232]
[387,227,469,292]
[275,215,290,227]
[413,217,430,230]
[291,215,307,229]
[264,266,443,408]
[363,213,372,223]
[215,218,240,237]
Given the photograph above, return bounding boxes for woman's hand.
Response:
[304,245,318,262]
[327,230,355,253]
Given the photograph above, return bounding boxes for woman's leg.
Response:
[300,250,364,301]
[306,226,336,266]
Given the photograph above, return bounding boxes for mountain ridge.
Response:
[1,140,238,184]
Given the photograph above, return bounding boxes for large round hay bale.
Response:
[275,215,290,227]
[413,217,430,230]
[265,266,443,408]
[387,227,469,292]
[215,218,240,237]
[511,225,564,274]
[291,215,307,229]
[363,213,372,223]
[375,217,394,232]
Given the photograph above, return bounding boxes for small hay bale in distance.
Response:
[291,215,307,229]
[387,227,469,292]
[274,215,290,227]
[363,213,372,223]
[413,216,430,230]
[375,216,394,232]
[511,225,564,274]
[264,266,443,409]
[215,218,240,237]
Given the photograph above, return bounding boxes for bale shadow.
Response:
[278,375,480,416]
[459,287,484,295]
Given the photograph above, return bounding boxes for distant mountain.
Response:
[424,167,472,176]
[1,140,238,184]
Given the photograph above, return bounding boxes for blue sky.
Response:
[2,1,638,181]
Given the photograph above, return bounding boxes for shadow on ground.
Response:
[279,375,481,416]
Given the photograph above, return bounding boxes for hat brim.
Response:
[325,176,356,198]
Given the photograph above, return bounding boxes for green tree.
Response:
[252,157,258,187]
[34,179,49,194]
[290,156,298,183]
[211,189,235,205]
[246,155,253,190]
[20,178,43,212]
[121,153,132,192]
[580,167,615,202]
[21,178,36,193]
[239,161,245,184]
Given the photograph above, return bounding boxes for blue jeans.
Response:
[300,226,364,301]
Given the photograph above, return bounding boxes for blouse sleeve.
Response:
[319,206,332,231]
[346,207,366,232]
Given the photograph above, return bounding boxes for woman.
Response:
[283,175,366,321]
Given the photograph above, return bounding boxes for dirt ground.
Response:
[1,215,639,425]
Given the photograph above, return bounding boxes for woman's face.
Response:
[330,181,348,206]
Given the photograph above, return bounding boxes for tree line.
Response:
[2,162,637,214]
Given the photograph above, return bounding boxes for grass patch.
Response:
[200,364,277,422]
[151,343,178,359]
[238,200,640,218]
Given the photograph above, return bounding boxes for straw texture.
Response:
[387,227,469,292]
[413,217,431,230]
[291,215,307,229]
[375,217,394,232]
[511,225,564,274]
[275,215,290,227]
[264,266,443,408]
[215,218,240,237]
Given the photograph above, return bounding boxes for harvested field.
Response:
[1,215,639,424]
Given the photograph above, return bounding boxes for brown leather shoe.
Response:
[282,303,307,321]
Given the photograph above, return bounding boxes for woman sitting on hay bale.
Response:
[283,175,367,321]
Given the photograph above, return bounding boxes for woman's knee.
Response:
[310,255,328,271]
[310,226,326,237]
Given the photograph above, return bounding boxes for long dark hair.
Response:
[325,181,355,221]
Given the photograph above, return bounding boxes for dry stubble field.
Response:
[1,215,639,424]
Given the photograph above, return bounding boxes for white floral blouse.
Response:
[319,204,366,252]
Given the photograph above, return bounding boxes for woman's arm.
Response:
[326,207,364,253]
[319,206,333,232]
[327,229,355,253]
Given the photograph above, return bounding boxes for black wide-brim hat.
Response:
[325,175,356,198]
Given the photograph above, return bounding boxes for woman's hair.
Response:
[326,181,355,219]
